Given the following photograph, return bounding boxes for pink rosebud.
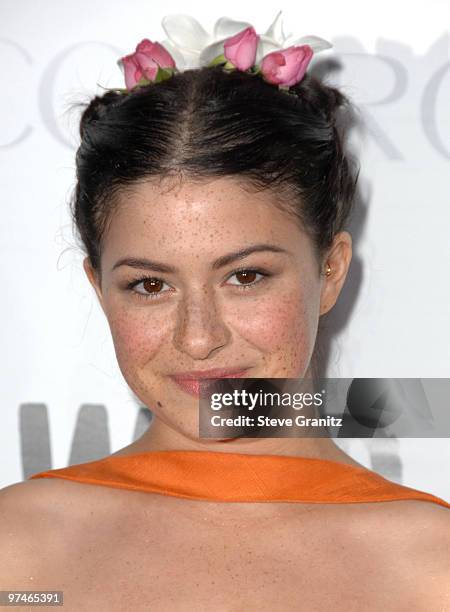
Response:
[260,45,314,87]
[223,26,260,71]
[119,39,176,89]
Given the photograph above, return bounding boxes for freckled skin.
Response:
[84,175,353,459]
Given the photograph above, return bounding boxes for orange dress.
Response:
[28,450,450,508]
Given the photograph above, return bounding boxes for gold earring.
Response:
[325,263,332,276]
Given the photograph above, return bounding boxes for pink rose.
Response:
[223,26,260,71]
[260,45,314,87]
[119,39,176,89]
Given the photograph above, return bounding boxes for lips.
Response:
[169,368,250,398]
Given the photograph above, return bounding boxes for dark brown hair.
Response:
[70,64,360,282]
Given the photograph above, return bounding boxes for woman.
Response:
[1,19,449,611]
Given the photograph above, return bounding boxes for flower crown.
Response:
[105,11,332,96]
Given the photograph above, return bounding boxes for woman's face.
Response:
[84,176,351,442]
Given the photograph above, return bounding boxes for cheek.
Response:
[105,305,168,374]
[232,286,319,374]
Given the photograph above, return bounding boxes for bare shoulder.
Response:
[355,498,450,551]
[0,478,66,521]
[0,475,133,528]
[0,479,68,587]
[0,477,87,519]
[354,499,450,604]
[379,498,450,537]
[395,501,450,603]
[0,477,84,530]
[0,477,119,587]
[395,500,450,560]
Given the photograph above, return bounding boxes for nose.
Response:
[172,285,231,360]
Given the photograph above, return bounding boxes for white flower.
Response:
[159,10,332,70]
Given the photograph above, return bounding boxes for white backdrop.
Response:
[1,0,449,501]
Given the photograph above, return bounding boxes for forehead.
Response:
[101,176,310,261]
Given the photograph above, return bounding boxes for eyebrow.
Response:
[111,244,291,274]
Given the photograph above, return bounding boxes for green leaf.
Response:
[207,53,227,66]
[154,68,163,82]
[96,83,128,93]
[134,76,151,87]
[154,68,164,83]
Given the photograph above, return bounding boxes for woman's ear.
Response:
[83,257,106,314]
[319,231,353,316]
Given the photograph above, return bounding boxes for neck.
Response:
[112,416,362,468]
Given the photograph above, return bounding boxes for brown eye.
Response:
[142,278,164,294]
[127,277,171,300]
[235,270,257,284]
[227,269,267,289]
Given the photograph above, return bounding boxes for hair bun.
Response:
[293,73,349,125]
[79,90,123,140]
